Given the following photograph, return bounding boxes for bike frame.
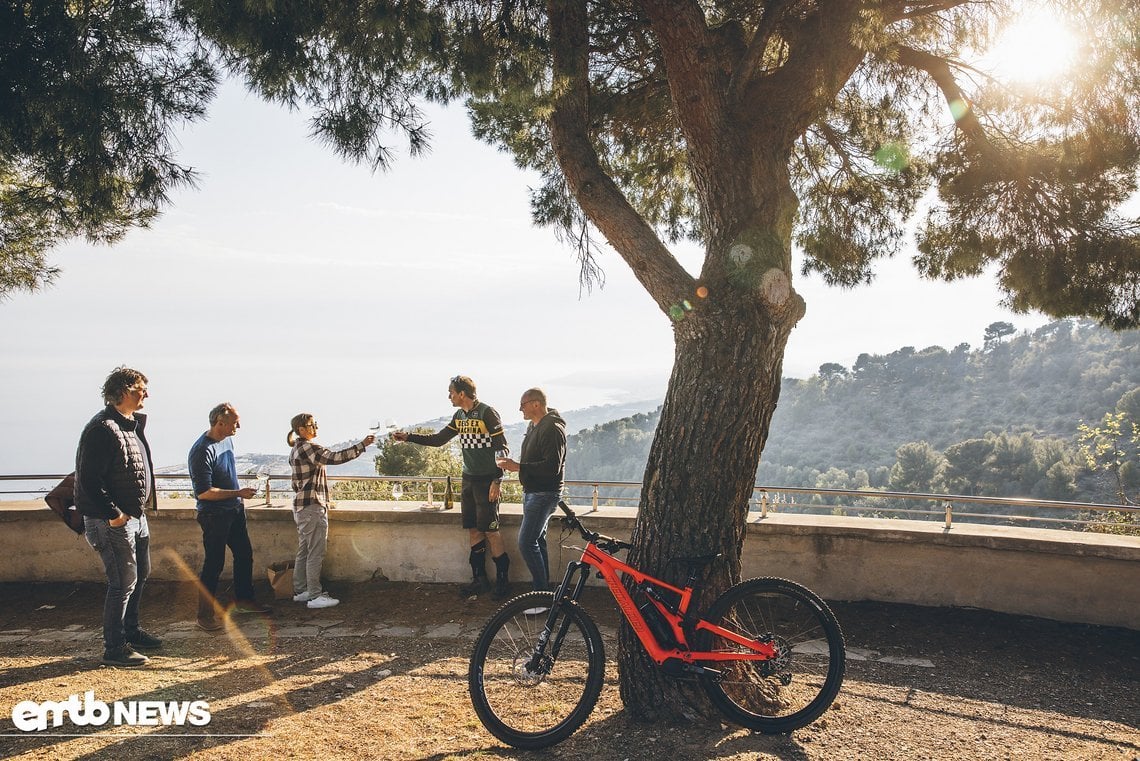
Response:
[553,538,779,668]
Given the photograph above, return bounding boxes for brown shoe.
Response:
[233,599,273,614]
[102,644,149,667]
[197,590,222,631]
[196,616,223,632]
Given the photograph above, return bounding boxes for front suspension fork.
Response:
[525,561,590,673]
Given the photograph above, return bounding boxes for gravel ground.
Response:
[0,579,1137,760]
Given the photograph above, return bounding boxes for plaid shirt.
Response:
[289,439,368,509]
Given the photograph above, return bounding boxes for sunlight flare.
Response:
[986,9,1080,83]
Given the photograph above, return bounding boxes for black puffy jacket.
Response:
[75,407,157,520]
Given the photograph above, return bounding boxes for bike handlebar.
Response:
[557,500,632,553]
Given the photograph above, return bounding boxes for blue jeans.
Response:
[84,514,150,651]
[519,492,559,591]
[197,509,255,601]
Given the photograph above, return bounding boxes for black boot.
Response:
[459,573,491,597]
[459,540,491,597]
[491,553,511,600]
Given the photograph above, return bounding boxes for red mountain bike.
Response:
[468,501,845,749]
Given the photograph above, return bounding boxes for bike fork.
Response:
[526,561,590,672]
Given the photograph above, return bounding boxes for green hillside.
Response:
[566,319,1140,504]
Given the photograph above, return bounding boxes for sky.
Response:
[1,79,1052,473]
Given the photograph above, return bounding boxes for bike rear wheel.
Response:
[468,591,606,749]
[696,577,845,733]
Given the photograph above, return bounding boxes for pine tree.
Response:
[0,1,216,295]
[8,0,1140,723]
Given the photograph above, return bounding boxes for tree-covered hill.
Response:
[566,319,1140,503]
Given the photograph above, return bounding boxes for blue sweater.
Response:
[188,433,242,512]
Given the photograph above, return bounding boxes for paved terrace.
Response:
[0,579,1137,760]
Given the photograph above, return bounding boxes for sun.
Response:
[984,9,1080,84]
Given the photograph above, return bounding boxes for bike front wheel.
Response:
[468,591,606,749]
[696,577,845,733]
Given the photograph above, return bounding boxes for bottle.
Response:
[444,475,454,510]
[637,596,677,648]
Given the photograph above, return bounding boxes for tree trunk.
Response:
[617,291,801,722]
[543,0,810,724]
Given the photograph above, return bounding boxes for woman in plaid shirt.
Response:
[287,413,374,609]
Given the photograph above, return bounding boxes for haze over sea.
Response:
[1,80,1047,478]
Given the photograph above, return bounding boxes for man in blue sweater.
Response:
[188,403,272,631]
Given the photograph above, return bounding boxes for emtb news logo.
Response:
[11,691,211,731]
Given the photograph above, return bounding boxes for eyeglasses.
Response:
[306,423,319,429]
[449,376,472,396]
[519,399,539,410]
[128,385,148,395]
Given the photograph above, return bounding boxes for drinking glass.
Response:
[370,419,399,444]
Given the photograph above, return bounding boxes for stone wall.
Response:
[4,500,1137,629]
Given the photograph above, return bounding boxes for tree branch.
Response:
[891,44,1005,164]
[727,0,797,103]
[736,3,867,145]
[546,0,694,313]
[813,122,860,184]
[638,0,729,176]
[896,0,975,21]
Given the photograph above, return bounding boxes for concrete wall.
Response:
[4,500,1138,630]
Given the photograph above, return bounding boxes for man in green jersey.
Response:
[392,375,513,599]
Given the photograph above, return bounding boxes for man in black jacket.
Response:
[498,388,567,594]
[75,367,160,667]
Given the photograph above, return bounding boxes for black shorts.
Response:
[461,476,500,532]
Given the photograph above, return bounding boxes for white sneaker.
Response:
[307,593,340,609]
[293,591,317,602]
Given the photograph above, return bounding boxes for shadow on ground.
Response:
[1,580,1136,760]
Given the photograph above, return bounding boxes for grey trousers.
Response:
[293,504,328,596]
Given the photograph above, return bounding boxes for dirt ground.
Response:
[0,577,1137,761]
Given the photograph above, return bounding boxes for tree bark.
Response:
[615,261,803,722]
[546,0,809,724]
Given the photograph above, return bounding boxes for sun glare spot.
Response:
[986,11,1079,83]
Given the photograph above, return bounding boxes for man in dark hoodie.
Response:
[497,388,566,593]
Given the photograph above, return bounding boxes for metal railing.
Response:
[749,486,1138,532]
[2,473,1136,533]
[0,473,642,512]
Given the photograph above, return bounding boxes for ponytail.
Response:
[288,412,314,447]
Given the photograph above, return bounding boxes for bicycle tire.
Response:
[468,591,606,749]
[696,577,845,733]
